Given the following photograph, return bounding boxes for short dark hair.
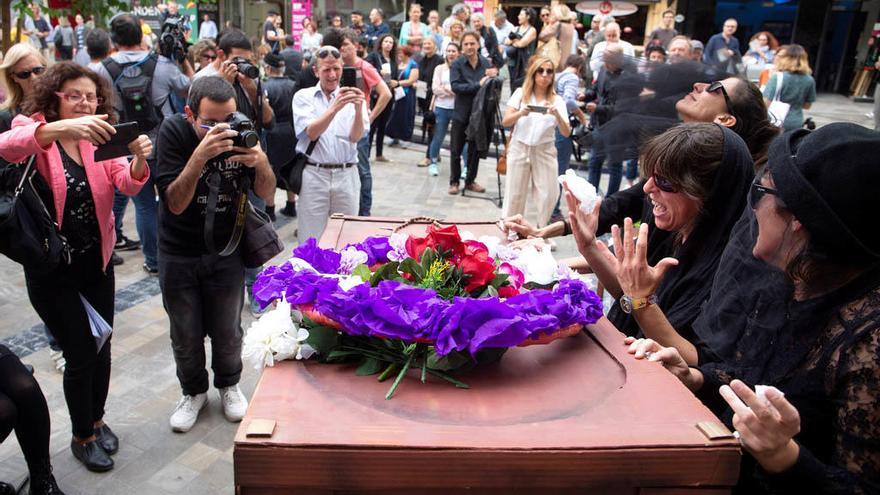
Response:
[22,62,115,123]
[110,14,142,48]
[351,10,364,17]
[641,123,724,208]
[268,10,279,16]
[217,29,252,54]
[86,28,111,60]
[187,76,235,116]
[285,35,295,47]
[645,45,666,58]
[662,9,675,17]
[324,28,359,49]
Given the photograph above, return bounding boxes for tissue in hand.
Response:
[558,169,599,214]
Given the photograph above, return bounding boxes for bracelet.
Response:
[562,219,572,237]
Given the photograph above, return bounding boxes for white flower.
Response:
[387,232,409,262]
[494,243,519,263]
[555,261,576,280]
[336,275,365,292]
[476,235,501,259]
[287,257,318,273]
[512,245,559,286]
[559,169,599,214]
[338,246,369,275]
[459,230,477,241]
[242,299,315,370]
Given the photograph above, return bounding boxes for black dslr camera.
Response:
[508,31,522,41]
[231,57,260,79]
[159,16,188,63]
[226,112,259,148]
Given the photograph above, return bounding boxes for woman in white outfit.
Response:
[501,55,571,227]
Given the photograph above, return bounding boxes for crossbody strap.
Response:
[773,72,784,102]
[204,172,249,256]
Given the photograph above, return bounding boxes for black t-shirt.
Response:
[155,114,255,256]
[59,147,100,255]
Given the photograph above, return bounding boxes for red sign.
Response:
[598,1,613,15]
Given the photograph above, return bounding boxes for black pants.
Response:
[159,251,244,396]
[449,119,479,186]
[25,249,114,440]
[0,347,50,476]
[370,102,393,157]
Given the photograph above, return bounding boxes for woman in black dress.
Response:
[366,34,398,162]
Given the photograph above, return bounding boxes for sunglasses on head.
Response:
[749,180,782,209]
[12,66,45,80]
[706,80,734,116]
[652,175,678,193]
[317,46,341,59]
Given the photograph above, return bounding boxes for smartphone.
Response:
[94,122,139,162]
[341,67,357,88]
[527,105,548,114]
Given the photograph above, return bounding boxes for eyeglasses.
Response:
[201,53,217,61]
[749,180,782,209]
[652,175,678,193]
[540,13,550,17]
[12,66,45,80]
[706,80,733,116]
[316,46,341,59]
[55,92,104,105]
[535,68,553,76]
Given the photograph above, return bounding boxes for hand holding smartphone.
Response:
[341,67,357,88]
[94,122,139,161]
[527,105,548,114]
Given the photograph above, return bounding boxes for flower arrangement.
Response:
[246,225,604,398]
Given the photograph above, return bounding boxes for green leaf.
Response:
[306,326,340,356]
[490,273,509,289]
[352,264,373,281]
[399,258,426,282]
[325,349,361,361]
[370,261,400,286]
[426,349,474,371]
[420,248,437,269]
[355,357,386,376]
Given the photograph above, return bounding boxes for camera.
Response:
[508,31,522,41]
[231,57,260,79]
[226,112,259,148]
[159,17,188,63]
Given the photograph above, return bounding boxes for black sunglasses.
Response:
[316,46,341,59]
[652,175,678,193]
[12,66,45,80]
[535,68,553,76]
[706,80,733,116]
[749,180,782,209]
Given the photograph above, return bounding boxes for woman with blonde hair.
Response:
[441,19,465,53]
[0,43,48,124]
[762,44,815,130]
[188,38,218,72]
[537,4,575,69]
[501,55,571,227]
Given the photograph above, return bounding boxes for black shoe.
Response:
[0,481,16,495]
[264,205,276,222]
[70,439,113,472]
[94,424,119,455]
[142,263,159,276]
[28,460,65,495]
[114,235,140,251]
[279,201,297,218]
[111,252,124,266]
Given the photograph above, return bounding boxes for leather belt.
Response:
[306,161,356,169]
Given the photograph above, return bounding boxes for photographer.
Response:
[155,76,275,433]
[94,13,194,274]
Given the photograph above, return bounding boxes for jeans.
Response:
[112,174,159,269]
[587,143,622,196]
[551,128,574,218]
[356,135,372,216]
[24,248,114,439]
[428,107,453,164]
[624,159,639,182]
[450,120,479,186]
[159,251,244,396]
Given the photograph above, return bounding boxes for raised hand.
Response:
[612,218,678,299]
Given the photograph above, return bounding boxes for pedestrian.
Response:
[490,10,515,47]
[329,15,344,30]
[427,10,443,47]
[551,54,588,219]
[74,14,88,57]
[364,8,390,47]
[279,35,303,83]
[427,41,460,177]
[53,17,75,61]
[199,14,218,40]
[666,35,692,62]
[300,17,323,55]
[449,30,498,194]
[366,33,398,162]
[189,38,218,72]
[417,36,443,167]
[589,22,634,76]
[644,9,677,49]
[349,10,366,36]
[262,52,297,218]
[501,55,570,227]
[399,3,428,48]
[0,61,152,472]
[385,44,419,145]
[155,76,275,433]
[703,18,740,67]
[292,45,368,241]
[442,3,470,35]
[441,19,465,53]
[744,31,778,66]
[762,44,816,131]
[502,8,537,91]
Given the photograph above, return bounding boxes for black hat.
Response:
[263,52,284,68]
[767,123,880,262]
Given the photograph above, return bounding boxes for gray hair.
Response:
[471,13,485,23]
[451,3,467,15]
[494,9,506,19]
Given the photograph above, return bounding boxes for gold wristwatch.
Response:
[620,294,657,314]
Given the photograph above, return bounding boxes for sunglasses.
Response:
[201,53,217,60]
[541,13,550,17]
[317,46,341,59]
[535,68,553,76]
[706,80,733,116]
[652,175,678,193]
[12,66,45,80]
[749,180,782,209]
[55,91,104,105]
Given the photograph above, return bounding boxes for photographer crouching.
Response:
[154,76,275,433]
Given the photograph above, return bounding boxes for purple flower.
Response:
[293,238,341,274]
[338,247,369,275]
[346,236,393,266]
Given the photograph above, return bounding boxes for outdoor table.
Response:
[234,216,741,494]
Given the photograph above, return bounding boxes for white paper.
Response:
[415,80,428,99]
[394,86,406,101]
[79,293,112,352]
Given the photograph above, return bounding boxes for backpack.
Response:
[102,54,161,132]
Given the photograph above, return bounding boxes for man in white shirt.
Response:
[589,22,634,76]
[292,46,369,241]
[199,14,218,40]
[491,10,514,46]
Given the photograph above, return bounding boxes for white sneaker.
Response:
[49,350,65,374]
[169,393,207,432]
[219,385,248,422]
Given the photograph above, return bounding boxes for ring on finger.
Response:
[733,430,743,445]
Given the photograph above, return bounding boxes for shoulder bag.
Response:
[0,156,71,273]
[278,139,318,194]
[768,72,790,127]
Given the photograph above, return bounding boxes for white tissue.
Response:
[558,169,599,214]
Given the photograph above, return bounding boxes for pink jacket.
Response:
[0,113,149,270]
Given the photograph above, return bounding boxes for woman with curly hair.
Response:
[0,62,152,473]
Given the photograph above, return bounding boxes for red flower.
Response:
[498,285,520,298]
[405,236,429,261]
[459,251,497,292]
[426,225,464,258]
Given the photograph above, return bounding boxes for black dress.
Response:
[263,76,298,188]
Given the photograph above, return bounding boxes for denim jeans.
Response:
[356,134,372,216]
[587,143,622,196]
[112,175,159,269]
[551,128,574,218]
[159,250,244,396]
[428,107,453,164]
[624,159,639,182]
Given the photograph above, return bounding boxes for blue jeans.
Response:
[112,176,159,269]
[624,159,639,182]
[356,134,372,216]
[587,144,622,196]
[428,107,453,163]
[551,128,573,218]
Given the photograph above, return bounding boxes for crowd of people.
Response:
[0,2,873,495]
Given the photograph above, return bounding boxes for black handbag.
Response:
[0,156,71,273]
[278,139,318,194]
[204,172,283,269]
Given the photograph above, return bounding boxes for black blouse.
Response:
[59,146,100,255]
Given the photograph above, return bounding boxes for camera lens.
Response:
[239,131,259,148]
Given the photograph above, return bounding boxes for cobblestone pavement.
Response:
[0,93,872,494]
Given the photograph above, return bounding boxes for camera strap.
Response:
[204,171,249,257]
[254,78,264,135]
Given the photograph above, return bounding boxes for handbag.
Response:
[497,124,514,176]
[279,139,318,194]
[0,156,71,273]
[767,72,790,127]
[204,173,284,269]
